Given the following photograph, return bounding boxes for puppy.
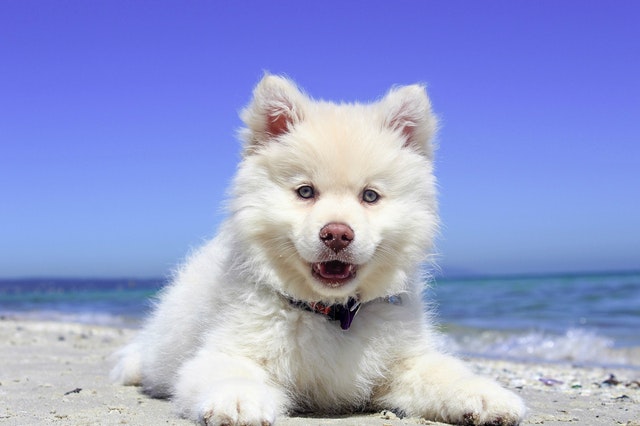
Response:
[111,75,525,426]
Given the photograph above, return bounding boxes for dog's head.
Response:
[230,75,438,304]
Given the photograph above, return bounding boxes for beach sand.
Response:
[1,319,638,426]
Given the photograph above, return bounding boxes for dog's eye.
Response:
[296,185,315,199]
[362,189,380,204]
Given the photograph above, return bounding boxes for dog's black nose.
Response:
[319,223,354,253]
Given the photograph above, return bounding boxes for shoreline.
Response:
[1,319,639,425]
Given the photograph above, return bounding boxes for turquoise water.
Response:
[1,272,639,367]
[0,278,161,327]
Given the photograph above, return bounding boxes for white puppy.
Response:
[111,75,525,426]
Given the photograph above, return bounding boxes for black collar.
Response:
[289,297,362,330]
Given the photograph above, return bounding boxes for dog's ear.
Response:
[240,74,306,153]
[382,84,438,157]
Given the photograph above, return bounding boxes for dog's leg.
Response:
[374,352,525,426]
[172,348,286,426]
[109,341,143,386]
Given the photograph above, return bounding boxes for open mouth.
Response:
[311,261,357,288]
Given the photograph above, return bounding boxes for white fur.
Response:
[111,75,525,426]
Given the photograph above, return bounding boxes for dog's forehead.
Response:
[275,124,403,188]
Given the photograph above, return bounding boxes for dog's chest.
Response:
[223,296,401,408]
[263,311,391,408]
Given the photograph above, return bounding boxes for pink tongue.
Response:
[318,261,350,279]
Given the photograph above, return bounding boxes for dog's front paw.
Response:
[195,380,279,426]
[441,377,525,426]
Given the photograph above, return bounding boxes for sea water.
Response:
[1,272,638,368]
[431,272,640,368]
[0,278,161,327]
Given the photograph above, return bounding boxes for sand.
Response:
[1,319,638,426]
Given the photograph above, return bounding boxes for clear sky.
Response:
[1,1,639,278]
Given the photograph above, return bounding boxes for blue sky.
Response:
[1,1,638,278]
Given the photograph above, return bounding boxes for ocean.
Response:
[1,272,639,368]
